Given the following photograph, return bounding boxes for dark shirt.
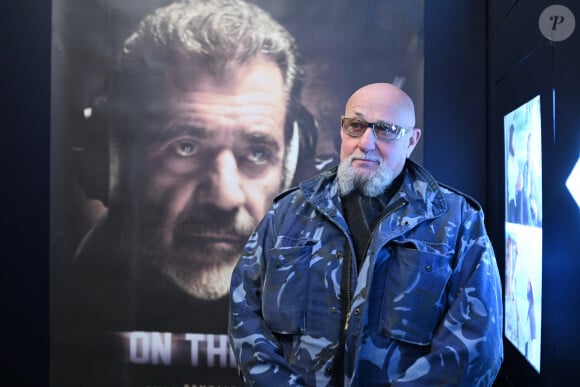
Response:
[341,171,404,268]
[52,213,238,386]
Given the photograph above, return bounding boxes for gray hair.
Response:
[108,0,301,116]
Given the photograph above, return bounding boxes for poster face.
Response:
[503,95,542,372]
[50,0,424,385]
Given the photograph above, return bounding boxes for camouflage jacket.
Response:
[229,160,503,386]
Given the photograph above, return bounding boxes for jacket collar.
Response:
[299,159,448,220]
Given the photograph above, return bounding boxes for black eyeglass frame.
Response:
[341,116,409,142]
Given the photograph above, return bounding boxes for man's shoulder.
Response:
[405,160,482,213]
[437,182,483,212]
[273,185,301,203]
[274,167,337,204]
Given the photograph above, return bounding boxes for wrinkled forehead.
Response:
[114,58,288,142]
[168,55,290,101]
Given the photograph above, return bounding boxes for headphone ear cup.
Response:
[74,101,111,206]
[287,103,318,185]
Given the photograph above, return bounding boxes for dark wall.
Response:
[412,1,580,386]
[424,1,489,210]
[486,1,580,386]
[2,1,51,386]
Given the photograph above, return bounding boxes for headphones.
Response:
[73,92,318,206]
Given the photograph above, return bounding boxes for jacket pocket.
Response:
[378,245,452,345]
[262,244,312,334]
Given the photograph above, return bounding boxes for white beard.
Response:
[337,152,395,197]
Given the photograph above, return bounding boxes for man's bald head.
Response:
[344,83,416,129]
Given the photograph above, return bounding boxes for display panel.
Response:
[503,94,542,373]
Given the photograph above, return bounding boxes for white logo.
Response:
[539,5,575,42]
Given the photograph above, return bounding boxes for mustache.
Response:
[172,205,255,241]
[349,151,382,163]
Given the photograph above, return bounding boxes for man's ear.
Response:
[406,128,422,158]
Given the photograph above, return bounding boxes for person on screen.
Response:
[229,83,504,386]
[57,3,327,383]
[504,234,519,343]
[525,278,537,357]
[519,133,541,227]
[506,123,521,223]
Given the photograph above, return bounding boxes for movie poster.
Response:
[50,0,424,385]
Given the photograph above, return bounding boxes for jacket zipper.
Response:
[343,252,352,330]
[342,198,408,332]
[328,197,408,384]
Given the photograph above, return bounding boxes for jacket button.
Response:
[425,265,432,272]
[326,367,333,375]
[354,308,361,316]
[330,306,337,313]
[275,261,281,268]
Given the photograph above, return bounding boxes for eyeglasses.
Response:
[341,116,408,142]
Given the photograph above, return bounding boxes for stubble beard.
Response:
[143,207,257,301]
[337,152,395,197]
[162,245,240,301]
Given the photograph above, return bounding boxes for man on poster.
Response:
[53,0,319,384]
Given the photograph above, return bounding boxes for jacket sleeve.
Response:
[228,209,306,387]
[393,209,504,387]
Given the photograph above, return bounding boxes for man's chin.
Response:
[164,260,236,301]
[352,161,380,173]
[154,246,239,300]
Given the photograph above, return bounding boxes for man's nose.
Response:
[200,150,245,210]
[357,126,377,151]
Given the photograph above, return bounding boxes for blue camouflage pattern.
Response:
[229,160,503,386]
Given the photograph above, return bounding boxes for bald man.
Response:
[229,83,503,386]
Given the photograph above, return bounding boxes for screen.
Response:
[503,94,542,373]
